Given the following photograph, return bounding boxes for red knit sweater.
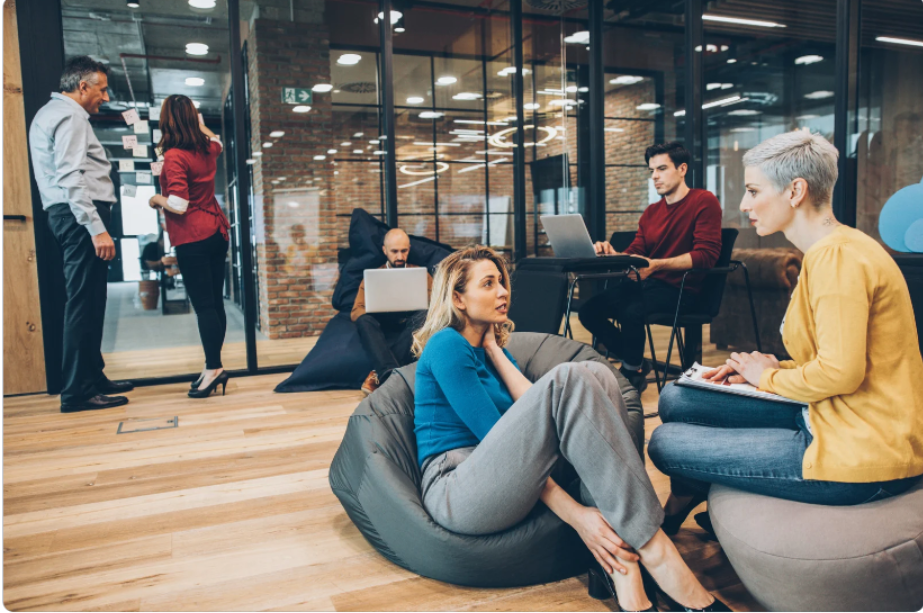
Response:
[624,188,723,292]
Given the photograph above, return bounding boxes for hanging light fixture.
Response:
[126,0,140,7]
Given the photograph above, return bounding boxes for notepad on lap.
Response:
[675,362,803,406]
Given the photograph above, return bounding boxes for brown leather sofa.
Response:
[710,248,803,359]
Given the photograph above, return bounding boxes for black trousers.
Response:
[577,277,694,367]
[46,202,111,404]
[355,310,426,383]
[175,232,229,369]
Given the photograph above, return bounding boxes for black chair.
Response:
[644,227,762,392]
[608,230,637,253]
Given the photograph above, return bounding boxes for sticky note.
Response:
[152,129,162,142]
[123,184,137,198]
[150,161,164,177]
[122,109,140,125]
[133,145,148,158]
[136,172,152,184]
[119,159,135,172]
[122,135,138,149]
[133,120,150,134]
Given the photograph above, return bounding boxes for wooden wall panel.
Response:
[4,0,47,395]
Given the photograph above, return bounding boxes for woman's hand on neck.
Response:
[783,203,840,253]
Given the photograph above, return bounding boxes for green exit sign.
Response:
[282,88,313,105]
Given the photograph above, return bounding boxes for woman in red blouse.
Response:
[149,95,231,398]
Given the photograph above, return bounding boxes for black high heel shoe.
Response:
[190,374,204,391]
[188,371,229,398]
[639,566,731,612]
[661,492,708,535]
[587,560,657,612]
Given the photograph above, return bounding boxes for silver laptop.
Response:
[363,267,429,313]
[541,214,612,258]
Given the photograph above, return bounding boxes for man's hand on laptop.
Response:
[593,241,619,255]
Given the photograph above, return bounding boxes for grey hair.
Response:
[742,130,839,207]
[59,56,109,93]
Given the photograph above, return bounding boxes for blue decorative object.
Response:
[879,178,923,253]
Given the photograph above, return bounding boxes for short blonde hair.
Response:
[411,246,514,357]
[742,130,839,207]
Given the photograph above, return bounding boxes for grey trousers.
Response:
[420,361,664,549]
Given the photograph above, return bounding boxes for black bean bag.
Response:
[329,332,644,587]
[275,209,453,393]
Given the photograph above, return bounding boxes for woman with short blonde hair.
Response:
[412,245,729,612]
[649,130,923,534]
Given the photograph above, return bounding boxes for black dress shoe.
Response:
[97,378,134,394]
[61,394,129,413]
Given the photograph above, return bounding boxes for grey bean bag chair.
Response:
[329,332,643,587]
[709,479,923,611]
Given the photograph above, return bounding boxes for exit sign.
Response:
[282,88,313,105]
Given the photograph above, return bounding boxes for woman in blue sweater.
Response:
[412,246,729,612]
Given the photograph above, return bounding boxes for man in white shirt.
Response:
[29,56,133,412]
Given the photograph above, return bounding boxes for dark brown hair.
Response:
[158,95,209,155]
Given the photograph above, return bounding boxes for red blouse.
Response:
[159,139,230,247]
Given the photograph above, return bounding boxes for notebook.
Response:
[675,362,803,406]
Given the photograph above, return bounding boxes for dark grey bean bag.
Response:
[329,332,643,587]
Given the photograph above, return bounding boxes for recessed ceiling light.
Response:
[578,86,589,92]
[354,132,364,138]
[419,111,444,119]
[497,67,531,76]
[253,151,263,157]
[188,0,216,7]
[610,75,644,85]
[797,114,819,120]
[637,103,661,111]
[727,109,761,116]
[407,96,425,104]
[730,127,756,132]
[313,155,326,161]
[564,31,590,44]
[352,149,363,154]
[185,77,205,86]
[795,55,824,65]
[292,105,311,113]
[374,150,386,155]
[727,58,738,64]
[327,149,337,154]
[804,90,835,99]
[127,0,140,8]
[548,99,576,107]
[875,36,923,48]
[565,86,578,93]
[703,14,786,28]
[369,139,380,144]
[312,84,333,92]
[341,142,351,147]
[452,92,481,100]
[269,131,285,138]
[262,142,273,148]
[185,43,209,56]
[436,76,457,85]
[337,54,362,66]
[524,103,540,110]
[245,159,255,164]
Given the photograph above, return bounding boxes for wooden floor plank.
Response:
[4,323,760,612]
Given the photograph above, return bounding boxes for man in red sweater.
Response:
[578,142,722,392]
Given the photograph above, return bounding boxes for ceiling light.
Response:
[610,75,644,85]
[727,58,738,64]
[804,90,835,99]
[727,109,761,116]
[419,111,444,119]
[795,55,824,65]
[188,0,216,7]
[185,77,205,86]
[340,142,351,147]
[488,125,557,148]
[566,85,578,93]
[436,76,457,85]
[369,139,380,144]
[578,86,589,92]
[453,92,481,100]
[563,31,590,45]
[192,100,201,108]
[707,82,723,90]
[185,43,209,56]
[373,10,403,24]
[354,132,364,138]
[730,127,756,132]
[327,149,337,154]
[407,96,425,104]
[875,36,923,48]
[797,114,819,120]
[270,130,285,138]
[312,84,333,92]
[353,149,364,154]
[127,0,140,8]
[262,142,273,148]
[314,155,326,161]
[253,151,263,157]
[497,67,531,76]
[373,150,386,155]
[524,103,540,110]
[245,159,255,164]
[548,99,576,107]
[604,127,625,132]
[337,54,362,66]
[721,45,729,51]
[703,95,746,109]
[394,16,406,33]
[293,105,311,113]
[636,103,661,111]
[703,15,786,28]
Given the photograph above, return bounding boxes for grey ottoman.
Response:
[709,480,923,612]
[328,332,643,587]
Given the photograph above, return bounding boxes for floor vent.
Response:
[117,416,178,434]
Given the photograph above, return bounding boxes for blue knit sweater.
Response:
[414,327,520,467]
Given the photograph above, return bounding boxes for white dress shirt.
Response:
[28,92,116,236]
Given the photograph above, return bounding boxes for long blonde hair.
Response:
[412,245,515,357]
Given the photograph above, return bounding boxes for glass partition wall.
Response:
[30,0,918,387]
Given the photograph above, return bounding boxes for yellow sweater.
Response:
[759,226,923,482]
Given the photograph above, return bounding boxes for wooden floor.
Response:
[3,325,759,612]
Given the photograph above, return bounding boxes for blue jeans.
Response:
[647,383,921,505]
